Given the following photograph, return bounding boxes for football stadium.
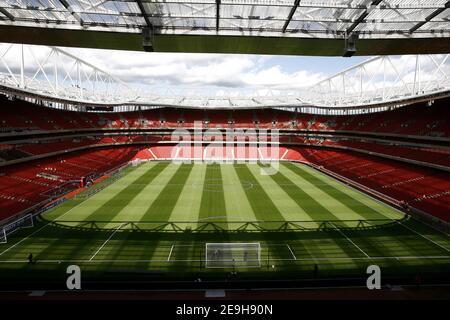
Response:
[0,0,449,303]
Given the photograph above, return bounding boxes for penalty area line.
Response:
[0,199,91,257]
[167,244,174,262]
[329,222,370,258]
[89,223,124,261]
[286,244,297,260]
[396,221,450,253]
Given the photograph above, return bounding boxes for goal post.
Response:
[205,242,261,268]
[131,158,142,167]
[0,214,34,244]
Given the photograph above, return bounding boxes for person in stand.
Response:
[314,264,319,278]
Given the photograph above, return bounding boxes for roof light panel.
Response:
[0,0,448,35]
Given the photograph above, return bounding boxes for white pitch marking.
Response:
[286,244,297,260]
[174,147,180,159]
[1,255,449,264]
[303,163,402,214]
[257,147,264,161]
[329,222,370,258]
[149,148,158,159]
[0,197,91,257]
[167,245,174,262]
[89,223,124,261]
[280,149,289,160]
[397,221,450,253]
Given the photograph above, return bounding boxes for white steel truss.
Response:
[307,54,450,108]
[0,43,135,105]
[0,43,449,111]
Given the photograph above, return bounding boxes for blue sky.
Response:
[0,43,371,92]
[1,42,447,101]
[263,55,368,75]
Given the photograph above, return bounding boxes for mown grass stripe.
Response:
[254,164,369,263]
[261,163,339,222]
[279,164,434,265]
[278,163,366,223]
[294,162,402,220]
[3,164,450,280]
[220,164,257,227]
[233,164,295,264]
[233,164,285,223]
[246,164,311,223]
[111,163,182,223]
[169,163,207,223]
[141,164,194,222]
[43,165,139,221]
[284,162,392,220]
[345,222,450,259]
[296,231,370,266]
[49,164,146,222]
[87,163,193,266]
[77,162,170,223]
[198,164,227,229]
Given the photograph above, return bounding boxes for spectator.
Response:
[314,264,319,278]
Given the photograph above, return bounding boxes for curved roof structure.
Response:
[0,1,450,56]
[1,44,449,112]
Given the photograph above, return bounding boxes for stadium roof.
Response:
[1,44,449,111]
[0,1,450,56]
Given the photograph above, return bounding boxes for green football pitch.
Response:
[1,161,449,282]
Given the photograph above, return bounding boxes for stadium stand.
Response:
[0,146,138,221]
[296,148,450,222]
[0,94,449,225]
[1,95,449,137]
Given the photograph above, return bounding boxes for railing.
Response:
[45,218,405,233]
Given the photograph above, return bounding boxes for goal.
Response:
[205,243,261,268]
[131,159,142,167]
[0,214,34,244]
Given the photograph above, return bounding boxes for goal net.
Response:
[0,214,34,244]
[205,243,261,268]
[131,159,142,167]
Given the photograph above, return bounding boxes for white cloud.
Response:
[242,66,323,89]
[63,47,326,91]
[2,43,447,100]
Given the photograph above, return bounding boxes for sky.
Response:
[2,43,447,100]
[64,47,370,93]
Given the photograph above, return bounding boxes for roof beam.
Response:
[216,0,221,32]
[135,0,153,28]
[0,7,15,21]
[1,25,450,56]
[282,0,300,33]
[409,1,450,33]
[58,0,84,25]
[346,0,383,34]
